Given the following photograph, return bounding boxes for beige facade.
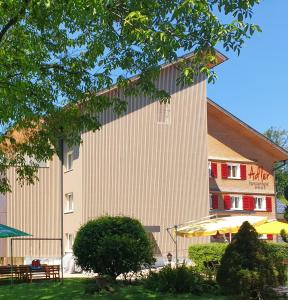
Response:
[207,99,288,239]
[1,54,287,261]
[1,62,214,260]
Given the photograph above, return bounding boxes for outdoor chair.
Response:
[16,265,32,281]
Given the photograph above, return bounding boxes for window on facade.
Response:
[254,196,265,210]
[66,233,74,252]
[208,162,212,177]
[231,195,242,210]
[157,102,171,124]
[65,193,74,213]
[228,163,240,179]
[66,151,73,171]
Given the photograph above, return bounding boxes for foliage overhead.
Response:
[0,0,261,192]
[264,127,288,202]
[217,221,285,299]
[72,216,154,279]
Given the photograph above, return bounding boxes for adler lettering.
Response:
[248,166,270,182]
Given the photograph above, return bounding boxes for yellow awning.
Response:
[255,220,288,234]
[176,216,267,237]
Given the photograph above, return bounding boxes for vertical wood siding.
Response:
[4,157,62,257]
[81,65,209,257]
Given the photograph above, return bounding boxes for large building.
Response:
[0,53,287,263]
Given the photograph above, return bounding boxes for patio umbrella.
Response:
[176,216,267,237]
[255,220,288,235]
[0,224,31,238]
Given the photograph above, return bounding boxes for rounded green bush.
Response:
[73,216,154,279]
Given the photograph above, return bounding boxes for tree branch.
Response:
[0,0,31,43]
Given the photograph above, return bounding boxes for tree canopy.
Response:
[0,0,261,192]
[264,127,288,203]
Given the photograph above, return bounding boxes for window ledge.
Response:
[64,210,74,214]
[230,208,243,211]
[254,209,266,212]
[227,177,241,180]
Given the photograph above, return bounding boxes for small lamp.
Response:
[167,252,173,265]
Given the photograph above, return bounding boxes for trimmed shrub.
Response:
[73,216,154,279]
[145,265,218,294]
[217,222,284,299]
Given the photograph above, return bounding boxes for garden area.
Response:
[1,216,288,300]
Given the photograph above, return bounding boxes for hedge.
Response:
[188,243,227,271]
[188,242,288,271]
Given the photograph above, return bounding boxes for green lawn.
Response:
[0,279,227,300]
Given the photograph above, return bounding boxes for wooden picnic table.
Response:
[17,265,60,282]
[0,264,60,282]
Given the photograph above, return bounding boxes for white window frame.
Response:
[209,193,212,209]
[230,195,243,210]
[254,196,266,211]
[65,233,74,252]
[65,193,74,213]
[66,151,73,171]
[157,102,171,125]
[258,234,267,240]
[227,163,241,179]
[208,161,212,178]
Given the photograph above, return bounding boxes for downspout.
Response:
[272,160,287,219]
[59,138,64,282]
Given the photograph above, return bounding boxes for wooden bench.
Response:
[45,265,60,280]
[16,265,60,282]
[0,265,16,278]
[16,265,32,281]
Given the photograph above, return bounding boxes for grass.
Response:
[0,278,228,300]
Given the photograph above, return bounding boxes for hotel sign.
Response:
[248,165,270,190]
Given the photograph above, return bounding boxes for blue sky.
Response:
[208,1,288,134]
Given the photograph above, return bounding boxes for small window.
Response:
[65,233,74,252]
[228,163,240,179]
[208,162,212,177]
[65,193,74,213]
[231,195,242,210]
[66,151,73,171]
[157,102,171,124]
[254,196,265,210]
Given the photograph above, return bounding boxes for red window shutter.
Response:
[223,195,231,210]
[250,196,255,210]
[266,197,272,212]
[243,195,253,211]
[221,164,228,179]
[212,194,218,209]
[211,162,218,178]
[240,165,247,180]
[267,234,273,240]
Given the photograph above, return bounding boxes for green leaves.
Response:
[0,0,262,192]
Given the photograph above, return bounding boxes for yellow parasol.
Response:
[255,220,288,235]
[176,216,267,237]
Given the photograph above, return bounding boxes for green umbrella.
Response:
[0,224,31,238]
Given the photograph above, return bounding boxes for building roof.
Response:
[207,97,288,162]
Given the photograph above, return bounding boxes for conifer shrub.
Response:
[73,216,154,279]
[216,221,284,299]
